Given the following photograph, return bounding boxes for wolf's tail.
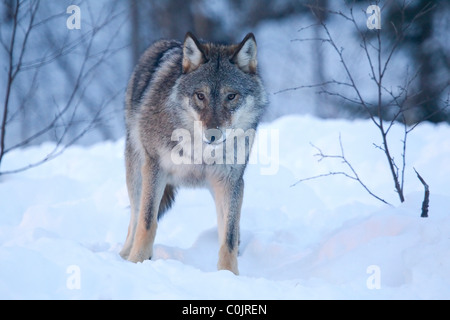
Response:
[157,185,177,220]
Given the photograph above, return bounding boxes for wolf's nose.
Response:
[204,128,223,144]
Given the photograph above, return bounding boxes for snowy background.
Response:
[1,115,449,299]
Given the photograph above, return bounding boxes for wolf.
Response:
[119,32,268,275]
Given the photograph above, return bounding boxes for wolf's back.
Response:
[126,40,182,114]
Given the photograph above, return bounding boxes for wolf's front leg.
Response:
[212,177,244,275]
[127,156,165,263]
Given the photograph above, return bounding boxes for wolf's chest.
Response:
[159,146,235,187]
[165,163,207,187]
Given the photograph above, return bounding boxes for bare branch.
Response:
[297,23,321,33]
[11,0,40,80]
[414,168,429,218]
[407,90,450,133]
[0,0,128,175]
[292,135,392,206]
[274,80,353,95]
[0,87,121,176]
[285,0,444,207]
[0,0,20,166]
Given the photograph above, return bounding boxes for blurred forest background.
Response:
[0,0,449,168]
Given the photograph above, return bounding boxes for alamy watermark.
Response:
[366,5,381,30]
[170,121,279,175]
[66,265,81,290]
[366,265,381,289]
[66,5,81,30]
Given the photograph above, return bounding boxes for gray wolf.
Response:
[120,32,268,275]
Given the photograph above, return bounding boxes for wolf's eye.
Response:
[227,94,237,101]
[196,93,205,101]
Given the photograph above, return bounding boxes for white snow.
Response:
[1,115,449,299]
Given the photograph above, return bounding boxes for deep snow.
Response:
[0,115,449,299]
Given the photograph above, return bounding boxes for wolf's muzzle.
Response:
[203,128,224,145]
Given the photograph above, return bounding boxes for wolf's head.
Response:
[174,32,267,146]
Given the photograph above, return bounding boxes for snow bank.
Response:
[0,115,449,299]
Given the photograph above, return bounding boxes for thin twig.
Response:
[292,135,392,206]
[414,168,429,218]
[274,80,353,95]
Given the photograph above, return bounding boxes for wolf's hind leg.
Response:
[120,142,142,259]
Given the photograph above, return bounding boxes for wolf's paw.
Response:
[119,248,130,260]
[127,248,152,263]
[217,246,239,275]
[217,261,239,275]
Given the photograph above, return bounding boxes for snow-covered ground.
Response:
[0,115,449,299]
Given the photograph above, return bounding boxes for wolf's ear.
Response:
[182,32,206,74]
[232,33,257,74]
